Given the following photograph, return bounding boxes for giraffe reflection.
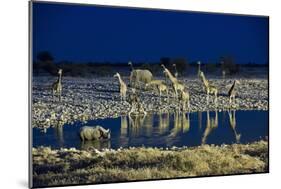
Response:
[54,125,64,147]
[142,113,154,137]
[182,112,190,133]
[128,114,146,137]
[202,110,218,145]
[119,115,129,146]
[158,112,170,135]
[166,111,190,146]
[169,110,182,138]
[228,109,241,143]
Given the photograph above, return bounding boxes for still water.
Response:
[33,110,268,150]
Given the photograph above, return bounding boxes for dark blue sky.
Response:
[32,2,269,64]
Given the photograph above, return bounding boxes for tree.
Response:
[160,57,172,68]
[36,51,57,75]
[220,56,239,75]
[36,51,54,63]
[172,58,188,75]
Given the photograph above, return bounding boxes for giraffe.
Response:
[145,80,169,98]
[172,63,178,78]
[228,109,241,143]
[199,71,218,104]
[161,64,185,98]
[228,80,240,106]
[178,88,190,111]
[114,72,127,101]
[52,69,63,102]
[128,88,146,116]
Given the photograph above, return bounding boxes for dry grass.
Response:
[32,140,268,187]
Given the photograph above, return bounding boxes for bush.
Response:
[221,56,240,75]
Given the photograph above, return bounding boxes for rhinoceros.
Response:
[79,126,111,141]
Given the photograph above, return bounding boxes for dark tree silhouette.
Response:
[37,51,54,63]
[220,56,240,75]
[35,51,57,75]
[172,58,188,75]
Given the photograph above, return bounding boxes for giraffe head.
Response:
[58,69,63,75]
[113,72,120,78]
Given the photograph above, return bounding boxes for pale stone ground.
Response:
[32,76,268,129]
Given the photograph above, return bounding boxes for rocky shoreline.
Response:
[32,76,268,129]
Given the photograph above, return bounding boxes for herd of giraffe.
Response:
[52,62,239,112]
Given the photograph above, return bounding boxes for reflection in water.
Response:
[55,125,64,147]
[119,116,129,146]
[158,112,170,135]
[198,111,202,130]
[142,113,154,137]
[33,110,268,150]
[169,111,182,138]
[228,110,241,143]
[128,114,146,137]
[81,140,111,150]
[202,110,218,145]
[166,111,191,146]
[182,112,190,133]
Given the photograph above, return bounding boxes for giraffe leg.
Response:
[175,88,178,99]
[215,92,218,106]
[59,90,62,102]
[52,90,55,102]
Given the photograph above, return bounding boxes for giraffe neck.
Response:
[58,73,62,84]
[165,69,177,83]
[229,81,236,94]
[233,81,236,89]
[201,73,209,88]
[117,75,123,84]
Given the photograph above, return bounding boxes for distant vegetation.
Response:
[33,51,267,77]
[220,56,240,75]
